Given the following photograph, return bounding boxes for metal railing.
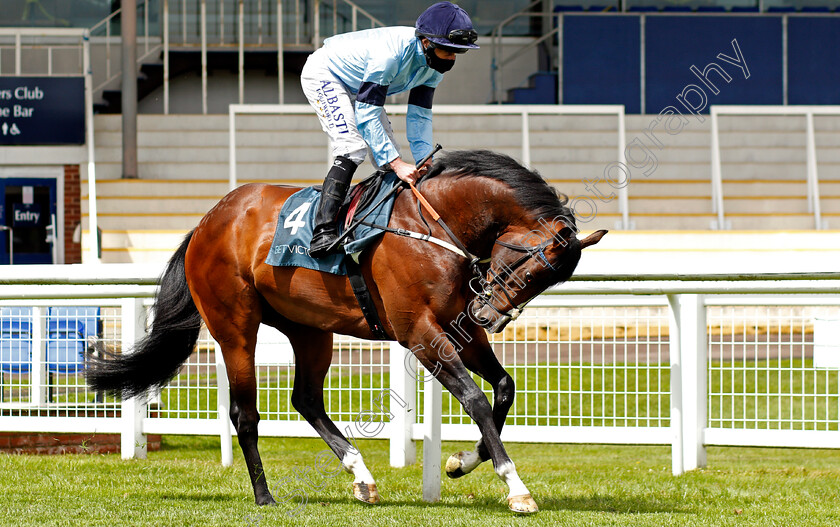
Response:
[0,28,87,77]
[490,0,554,104]
[710,105,840,231]
[89,0,162,96]
[228,103,631,227]
[313,0,385,48]
[1,265,840,500]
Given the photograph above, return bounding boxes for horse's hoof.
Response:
[445,451,480,479]
[445,453,467,478]
[255,495,277,506]
[353,482,380,504]
[507,493,538,514]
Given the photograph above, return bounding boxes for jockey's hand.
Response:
[389,157,420,185]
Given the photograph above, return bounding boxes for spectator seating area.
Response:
[0,307,102,401]
[553,3,837,12]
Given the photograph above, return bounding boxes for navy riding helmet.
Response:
[415,2,479,54]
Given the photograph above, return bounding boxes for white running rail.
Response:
[710,105,840,231]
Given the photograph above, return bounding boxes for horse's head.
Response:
[424,149,608,333]
[470,218,607,334]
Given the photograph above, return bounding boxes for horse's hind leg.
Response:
[444,328,515,480]
[283,326,380,505]
[226,359,275,506]
[193,289,274,505]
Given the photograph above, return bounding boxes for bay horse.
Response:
[87,149,606,514]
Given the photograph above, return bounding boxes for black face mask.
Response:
[424,46,455,74]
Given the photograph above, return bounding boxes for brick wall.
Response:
[64,164,82,264]
[0,432,162,455]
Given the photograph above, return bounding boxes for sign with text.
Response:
[0,77,85,145]
[12,203,43,227]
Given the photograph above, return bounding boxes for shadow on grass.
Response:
[156,491,244,502]
[265,492,691,516]
[158,436,221,453]
[537,495,692,515]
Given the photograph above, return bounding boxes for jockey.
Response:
[301,1,479,258]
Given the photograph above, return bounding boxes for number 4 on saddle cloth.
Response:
[265,170,399,275]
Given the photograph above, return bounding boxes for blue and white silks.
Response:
[314,26,441,167]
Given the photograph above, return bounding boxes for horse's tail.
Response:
[86,231,203,398]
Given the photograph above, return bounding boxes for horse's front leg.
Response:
[406,316,538,514]
[444,330,515,482]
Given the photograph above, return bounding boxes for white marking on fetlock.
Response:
[446,450,482,477]
[495,461,530,498]
[342,451,375,484]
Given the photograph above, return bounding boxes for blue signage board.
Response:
[0,77,85,145]
[644,17,783,114]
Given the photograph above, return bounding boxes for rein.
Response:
[408,181,484,273]
[399,181,568,328]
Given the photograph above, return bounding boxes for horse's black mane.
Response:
[425,150,573,223]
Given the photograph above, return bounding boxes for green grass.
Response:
[2,436,840,526]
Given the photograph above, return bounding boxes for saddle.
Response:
[265,171,398,340]
[314,170,388,231]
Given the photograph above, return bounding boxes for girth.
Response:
[344,257,389,340]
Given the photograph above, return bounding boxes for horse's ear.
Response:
[579,229,607,249]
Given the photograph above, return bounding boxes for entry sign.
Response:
[0,77,85,145]
[813,318,840,369]
[12,203,43,227]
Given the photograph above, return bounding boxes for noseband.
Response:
[470,237,560,326]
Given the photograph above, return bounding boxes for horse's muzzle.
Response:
[474,305,513,334]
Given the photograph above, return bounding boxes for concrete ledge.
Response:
[0,146,85,165]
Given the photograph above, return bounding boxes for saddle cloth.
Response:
[264,171,399,275]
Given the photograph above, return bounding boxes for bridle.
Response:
[369,174,574,330]
[469,236,561,328]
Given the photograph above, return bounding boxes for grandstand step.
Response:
[100,230,189,264]
[87,197,222,215]
[89,214,205,231]
[629,198,713,214]
[627,215,718,230]
[720,198,812,215]
[83,179,231,197]
[721,181,814,196]
[88,162,326,181]
[92,145,330,164]
[627,182,713,198]
[818,198,840,215]
[96,130,227,148]
[725,215,821,231]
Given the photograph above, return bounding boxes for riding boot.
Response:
[309,156,357,258]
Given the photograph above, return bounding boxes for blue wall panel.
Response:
[644,16,783,113]
[562,15,641,114]
[788,18,840,105]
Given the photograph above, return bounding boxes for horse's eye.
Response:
[524,271,533,283]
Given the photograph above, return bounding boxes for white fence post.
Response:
[422,370,442,502]
[389,341,416,467]
[667,294,683,476]
[30,306,47,406]
[215,341,233,466]
[121,298,147,459]
[667,294,707,474]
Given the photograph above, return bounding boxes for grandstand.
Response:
[0,0,838,263]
